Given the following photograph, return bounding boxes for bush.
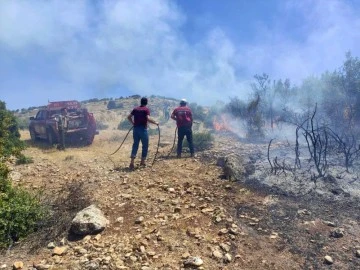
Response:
[183,131,214,151]
[96,120,109,130]
[0,101,46,248]
[107,100,117,110]
[0,101,26,158]
[117,119,132,130]
[16,154,34,165]
[0,165,47,248]
[16,117,28,130]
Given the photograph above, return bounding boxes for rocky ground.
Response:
[2,100,360,269]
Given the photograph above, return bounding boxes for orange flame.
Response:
[213,114,231,131]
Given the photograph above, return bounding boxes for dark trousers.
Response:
[177,126,194,156]
[131,126,149,159]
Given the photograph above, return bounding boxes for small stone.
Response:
[94,234,101,241]
[59,237,67,246]
[135,216,144,224]
[168,187,175,193]
[212,249,223,259]
[12,262,23,270]
[139,245,146,253]
[229,228,239,235]
[182,252,190,259]
[0,265,6,269]
[83,235,92,242]
[224,253,232,263]
[52,246,68,256]
[330,228,344,238]
[218,228,228,235]
[34,264,51,270]
[184,256,203,267]
[324,255,333,265]
[116,217,124,223]
[356,250,360,258]
[324,221,336,227]
[220,243,231,252]
[77,248,88,255]
[130,256,137,262]
[47,242,56,249]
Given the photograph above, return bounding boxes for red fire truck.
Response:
[29,100,98,146]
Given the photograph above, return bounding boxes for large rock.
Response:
[70,205,109,235]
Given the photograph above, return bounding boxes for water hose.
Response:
[151,125,161,166]
[110,126,133,155]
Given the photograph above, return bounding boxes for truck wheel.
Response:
[29,128,37,142]
[47,129,55,145]
[86,134,94,145]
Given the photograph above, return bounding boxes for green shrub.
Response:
[117,119,132,130]
[96,120,109,130]
[16,117,29,130]
[0,101,47,248]
[0,183,47,248]
[183,131,214,151]
[107,100,116,110]
[0,101,25,158]
[16,154,33,165]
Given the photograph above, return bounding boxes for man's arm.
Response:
[147,115,159,126]
[171,110,176,120]
[127,114,134,125]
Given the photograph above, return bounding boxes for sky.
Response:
[1,0,360,110]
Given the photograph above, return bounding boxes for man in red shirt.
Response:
[171,99,194,158]
[127,97,159,169]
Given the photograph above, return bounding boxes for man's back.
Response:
[131,106,150,127]
[172,106,192,127]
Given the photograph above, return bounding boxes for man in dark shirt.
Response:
[57,108,68,150]
[127,97,159,169]
[171,99,194,158]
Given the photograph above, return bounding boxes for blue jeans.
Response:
[177,126,194,156]
[131,126,149,159]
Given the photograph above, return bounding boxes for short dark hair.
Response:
[141,97,148,106]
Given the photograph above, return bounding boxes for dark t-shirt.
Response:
[172,106,192,127]
[131,106,150,127]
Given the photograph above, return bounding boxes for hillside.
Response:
[2,97,360,269]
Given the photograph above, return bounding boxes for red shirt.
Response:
[172,106,192,127]
[131,106,150,127]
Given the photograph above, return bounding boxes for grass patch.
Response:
[183,131,214,152]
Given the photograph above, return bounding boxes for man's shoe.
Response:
[140,162,146,167]
[129,163,135,170]
[177,154,181,158]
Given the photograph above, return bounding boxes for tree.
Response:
[107,100,117,110]
[0,101,25,160]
